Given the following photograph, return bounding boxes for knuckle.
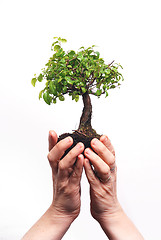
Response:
[99,145,106,156]
[90,175,97,183]
[55,141,61,152]
[68,149,74,158]
[67,145,79,159]
[59,160,65,171]
[113,165,117,173]
[111,148,116,156]
[109,154,115,165]
[47,152,52,162]
[71,171,78,178]
[100,166,110,178]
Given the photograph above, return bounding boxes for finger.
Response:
[48,130,58,151]
[83,158,99,187]
[69,154,84,185]
[91,138,115,170]
[84,148,111,183]
[58,142,84,180]
[48,136,73,171]
[100,135,116,172]
[100,135,115,156]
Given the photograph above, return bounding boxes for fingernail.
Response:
[104,136,108,143]
[76,142,84,149]
[85,158,89,164]
[49,130,54,136]
[92,138,99,145]
[66,136,72,143]
[85,148,90,155]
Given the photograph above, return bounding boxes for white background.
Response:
[0,0,161,239]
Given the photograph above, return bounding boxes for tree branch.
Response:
[108,60,115,66]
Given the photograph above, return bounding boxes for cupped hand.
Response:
[84,135,122,223]
[48,130,84,221]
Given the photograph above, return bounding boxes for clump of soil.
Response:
[58,130,101,158]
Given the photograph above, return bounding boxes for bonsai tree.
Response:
[31,37,123,151]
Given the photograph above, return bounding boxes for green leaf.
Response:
[46,81,49,87]
[39,89,44,99]
[75,95,79,102]
[38,73,43,82]
[79,46,85,50]
[68,50,75,58]
[58,77,62,83]
[105,69,111,75]
[81,87,86,93]
[61,38,67,43]
[53,98,57,104]
[63,86,67,93]
[52,40,58,46]
[105,91,109,97]
[43,92,52,105]
[77,52,83,61]
[103,85,106,91]
[54,45,61,51]
[67,65,72,68]
[60,59,66,64]
[49,81,57,95]
[86,71,90,78]
[59,95,65,101]
[31,77,37,87]
[72,93,75,100]
[88,50,93,55]
[119,64,123,69]
[55,83,62,93]
[96,89,102,96]
[65,76,73,84]
[69,71,74,76]
[95,51,100,58]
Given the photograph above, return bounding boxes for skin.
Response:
[22,130,144,240]
[22,131,85,240]
[84,136,144,240]
[48,132,84,219]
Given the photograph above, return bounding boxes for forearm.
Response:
[98,208,144,240]
[22,206,73,240]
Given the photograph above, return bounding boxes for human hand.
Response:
[83,136,144,240]
[23,132,143,240]
[48,130,84,222]
[22,131,84,240]
[84,135,122,223]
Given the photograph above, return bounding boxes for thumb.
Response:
[48,130,58,151]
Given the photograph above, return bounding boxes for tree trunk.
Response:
[58,93,100,153]
[78,92,92,132]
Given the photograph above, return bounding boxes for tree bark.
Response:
[78,92,92,132]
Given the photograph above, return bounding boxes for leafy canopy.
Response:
[31,37,124,105]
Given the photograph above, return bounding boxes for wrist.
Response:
[95,206,144,240]
[22,206,74,240]
[98,207,125,228]
[47,205,77,226]
[92,201,123,225]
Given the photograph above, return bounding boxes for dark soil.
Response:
[58,130,101,158]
